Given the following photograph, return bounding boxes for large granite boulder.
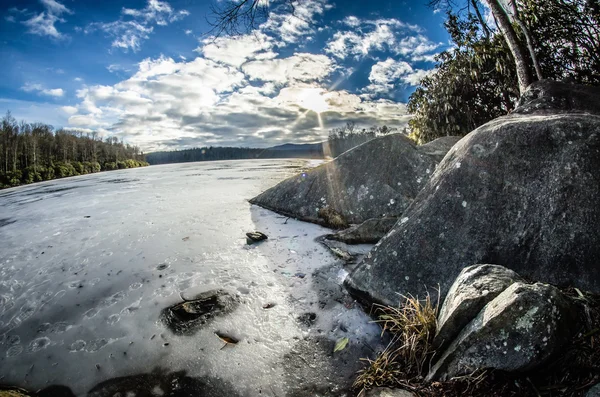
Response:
[346,81,600,306]
[427,282,580,381]
[249,134,460,227]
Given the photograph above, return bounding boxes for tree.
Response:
[407,13,519,143]
[326,123,397,157]
[519,0,600,84]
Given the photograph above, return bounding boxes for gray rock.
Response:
[346,82,600,306]
[160,289,239,335]
[428,282,580,381]
[326,217,398,244]
[364,387,416,397]
[587,383,600,397]
[246,231,268,244]
[435,264,523,349]
[514,79,600,116]
[249,134,460,227]
[418,136,464,162]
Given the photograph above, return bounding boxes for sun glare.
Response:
[297,88,329,114]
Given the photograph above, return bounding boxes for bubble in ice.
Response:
[69,340,86,352]
[28,337,51,352]
[6,344,23,357]
[107,314,120,325]
[86,338,108,352]
[129,282,143,290]
[84,308,99,318]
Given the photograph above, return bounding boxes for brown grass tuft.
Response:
[354,291,439,396]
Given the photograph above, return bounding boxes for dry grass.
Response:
[353,292,439,396]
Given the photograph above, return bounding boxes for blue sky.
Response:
[0,0,450,150]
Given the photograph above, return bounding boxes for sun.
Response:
[297,88,329,114]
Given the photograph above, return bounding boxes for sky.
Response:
[0,0,451,151]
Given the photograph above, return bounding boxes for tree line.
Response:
[327,122,399,158]
[0,111,148,189]
[146,145,325,165]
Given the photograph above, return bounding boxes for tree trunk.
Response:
[471,0,491,39]
[486,0,533,95]
[509,0,543,81]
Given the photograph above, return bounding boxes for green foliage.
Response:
[103,162,118,171]
[39,165,54,181]
[54,162,77,178]
[408,13,519,144]
[72,161,84,175]
[22,167,41,184]
[519,0,600,85]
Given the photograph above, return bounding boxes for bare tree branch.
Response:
[206,0,300,38]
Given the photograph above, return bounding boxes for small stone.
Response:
[246,231,268,244]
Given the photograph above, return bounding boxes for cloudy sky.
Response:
[0,0,450,151]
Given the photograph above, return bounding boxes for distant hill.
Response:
[146,143,326,165]
[268,142,325,152]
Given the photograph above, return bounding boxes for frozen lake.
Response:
[0,159,382,397]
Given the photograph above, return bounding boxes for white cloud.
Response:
[401,68,434,85]
[260,0,330,44]
[200,33,276,68]
[325,17,440,61]
[242,53,334,84]
[22,0,72,39]
[61,105,78,114]
[121,0,189,25]
[87,0,189,52]
[68,114,109,127]
[44,88,65,97]
[343,16,361,27]
[66,53,410,151]
[40,0,72,16]
[395,35,441,61]
[21,83,65,97]
[363,58,431,95]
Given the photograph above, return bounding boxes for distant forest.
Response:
[148,123,401,165]
[146,144,325,165]
[0,112,148,189]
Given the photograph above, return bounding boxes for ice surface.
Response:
[0,159,382,396]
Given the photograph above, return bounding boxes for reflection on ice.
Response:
[0,159,382,396]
